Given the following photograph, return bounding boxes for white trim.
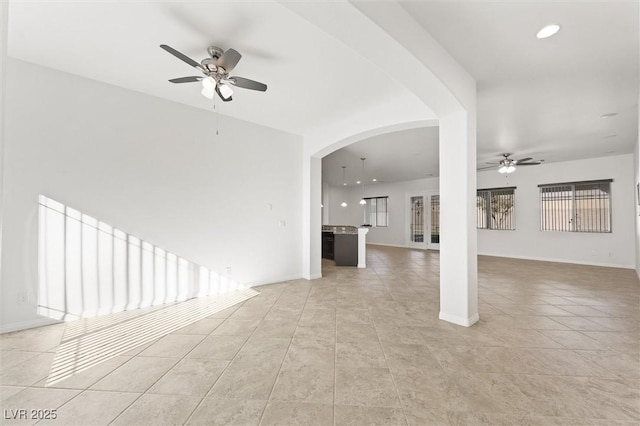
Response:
[300,272,322,280]
[478,252,635,270]
[367,242,411,249]
[0,317,62,334]
[246,274,305,287]
[367,242,434,251]
[439,311,479,327]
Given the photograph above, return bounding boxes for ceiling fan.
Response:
[160,44,267,102]
[478,153,542,173]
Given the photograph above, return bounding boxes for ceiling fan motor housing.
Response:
[207,46,225,60]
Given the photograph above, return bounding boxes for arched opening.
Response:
[287,0,479,327]
[302,112,479,327]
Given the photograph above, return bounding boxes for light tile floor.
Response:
[1,246,639,425]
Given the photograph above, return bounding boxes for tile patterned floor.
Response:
[1,245,638,425]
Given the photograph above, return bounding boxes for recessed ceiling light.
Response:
[536,24,560,39]
[372,178,377,182]
[356,181,361,184]
[343,183,347,186]
[600,113,617,118]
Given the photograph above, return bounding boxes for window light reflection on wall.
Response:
[37,195,240,322]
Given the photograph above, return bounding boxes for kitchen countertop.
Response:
[322,225,358,235]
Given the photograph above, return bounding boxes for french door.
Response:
[406,192,439,250]
[429,194,440,250]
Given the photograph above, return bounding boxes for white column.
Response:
[322,181,330,225]
[302,155,322,280]
[357,227,369,268]
[438,110,478,327]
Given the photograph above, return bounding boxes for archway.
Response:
[290,1,479,327]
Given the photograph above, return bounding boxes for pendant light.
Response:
[359,158,367,205]
[341,166,348,207]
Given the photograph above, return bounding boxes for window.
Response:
[364,196,388,227]
[477,187,516,230]
[539,180,612,232]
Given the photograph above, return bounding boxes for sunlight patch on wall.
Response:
[38,195,237,321]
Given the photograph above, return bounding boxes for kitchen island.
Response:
[322,225,369,268]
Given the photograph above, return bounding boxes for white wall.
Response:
[324,154,635,268]
[0,0,8,320]
[478,155,634,268]
[2,59,303,331]
[635,86,640,277]
[635,138,639,277]
[635,2,640,279]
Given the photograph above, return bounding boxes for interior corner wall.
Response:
[478,154,635,269]
[2,59,303,331]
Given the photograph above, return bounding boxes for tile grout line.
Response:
[104,357,182,424]
[180,290,288,426]
[256,281,314,426]
[369,300,410,426]
[333,272,338,426]
[179,300,258,425]
[108,298,249,425]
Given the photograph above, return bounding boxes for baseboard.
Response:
[0,317,62,334]
[247,274,305,288]
[478,252,635,270]
[367,242,411,249]
[439,311,479,327]
[302,273,322,280]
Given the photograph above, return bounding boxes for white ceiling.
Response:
[7,0,639,185]
[323,126,439,187]
[7,0,432,136]
[325,0,639,184]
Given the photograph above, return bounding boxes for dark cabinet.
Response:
[334,234,358,266]
[322,232,334,260]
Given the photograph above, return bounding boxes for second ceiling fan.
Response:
[160,44,267,102]
[479,153,542,174]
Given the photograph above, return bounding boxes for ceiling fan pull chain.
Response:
[214,96,220,136]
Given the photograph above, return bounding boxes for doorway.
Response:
[406,192,439,250]
[429,194,440,250]
[408,194,425,249]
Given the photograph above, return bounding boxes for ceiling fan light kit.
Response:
[480,153,542,173]
[160,44,267,103]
